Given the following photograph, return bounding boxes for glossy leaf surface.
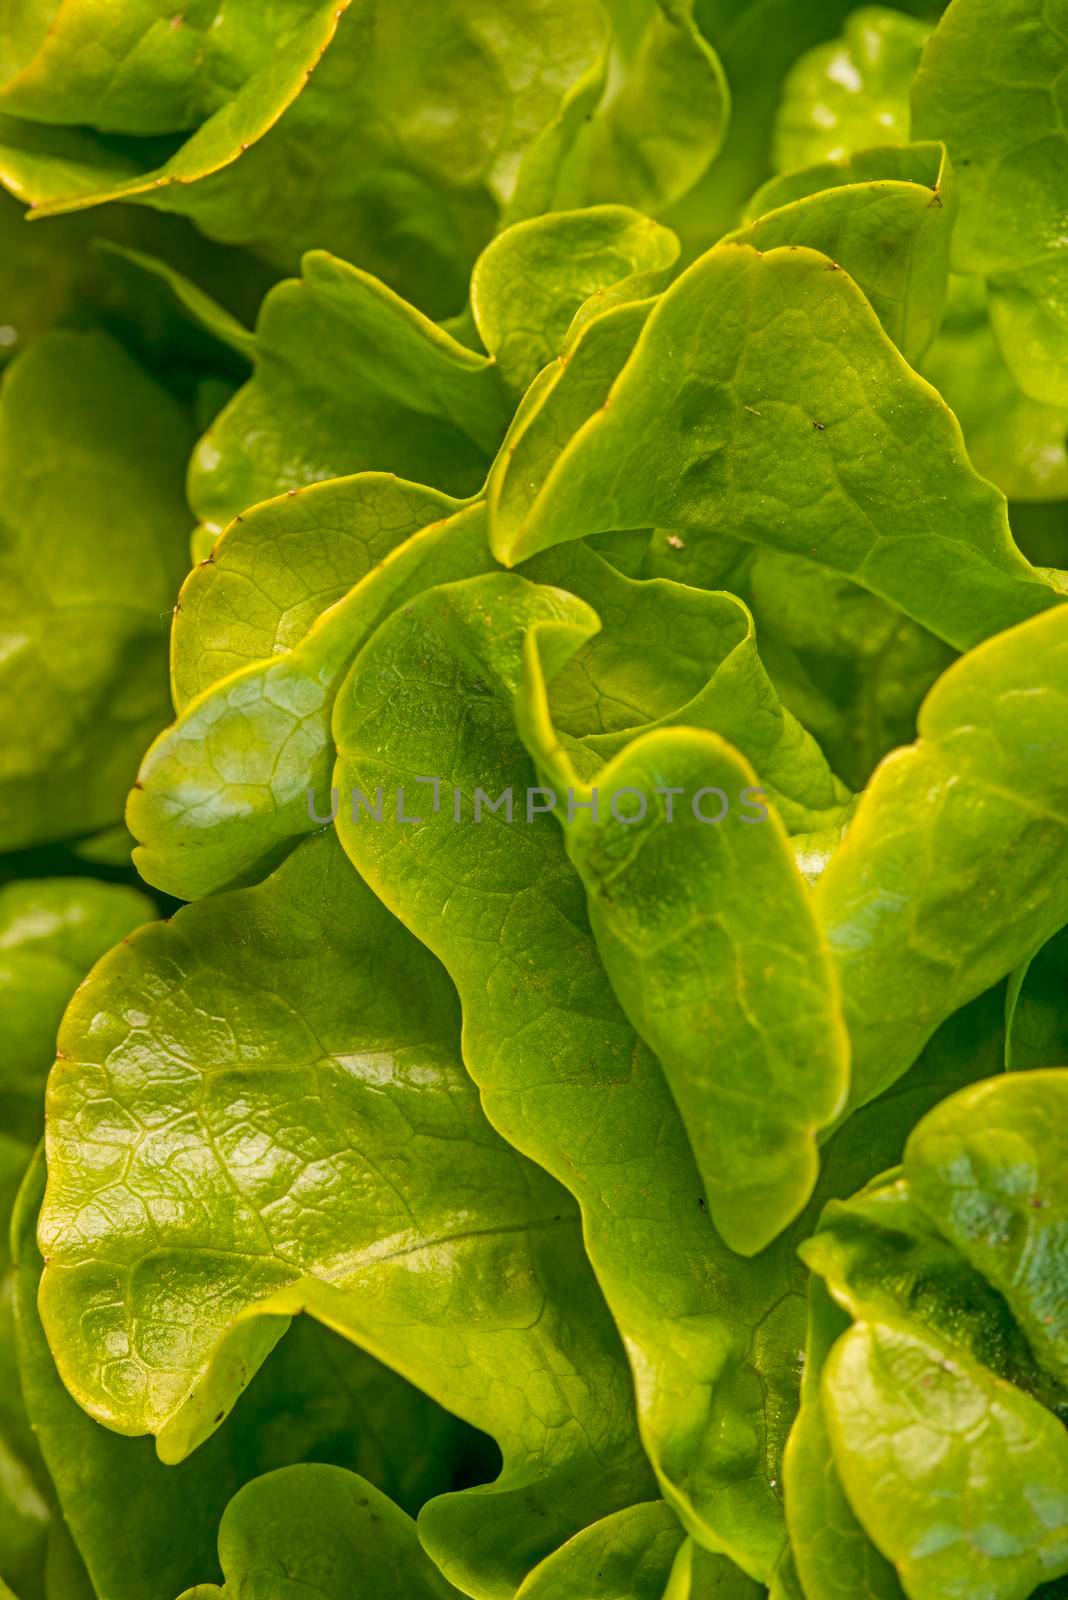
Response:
[735,143,955,362]
[488,244,1059,652]
[774,8,930,171]
[817,606,1068,1115]
[824,1318,1068,1600]
[37,833,651,1598]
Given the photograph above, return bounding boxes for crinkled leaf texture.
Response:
[329,548,1009,1579]
[488,243,1060,652]
[511,588,849,1253]
[14,1147,489,1600]
[37,830,653,1599]
[12,11,1068,1597]
[181,1489,766,1600]
[904,1071,1068,1388]
[817,605,1068,1116]
[328,562,842,1577]
[470,205,680,399]
[130,494,849,902]
[825,1317,1068,1600]
[790,1071,1068,1600]
[130,495,493,900]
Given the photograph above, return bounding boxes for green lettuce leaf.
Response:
[1,878,157,1600]
[130,495,493,900]
[12,14,1068,1592]
[132,542,853,1250]
[508,572,849,1251]
[781,1278,903,1600]
[132,495,850,901]
[921,275,1068,502]
[515,1502,685,1599]
[664,1540,767,1599]
[816,606,1068,1116]
[2,3,611,319]
[330,562,815,1575]
[912,0,1068,407]
[794,1071,1068,1600]
[824,1317,1068,1600]
[659,0,927,252]
[0,3,349,215]
[96,242,257,363]
[773,7,931,171]
[170,478,465,707]
[36,831,653,1598]
[641,530,955,796]
[904,1070,1068,1388]
[164,0,611,311]
[470,205,679,398]
[522,540,851,831]
[0,878,156,1143]
[534,723,850,1256]
[189,252,508,538]
[0,329,192,852]
[0,1,342,135]
[734,142,955,362]
[175,1463,464,1599]
[581,0,729,216]
[487,243,1060,652]
[13,1140,483,1600]
[0,1135,46,1600]
[331,550,1009,1578]
[803,1177,1063,1405]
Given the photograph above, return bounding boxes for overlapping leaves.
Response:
[791,1073,1068,1600]
[5,4,1068,1599]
